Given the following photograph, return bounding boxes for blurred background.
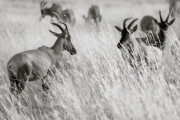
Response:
[0,0,170,23]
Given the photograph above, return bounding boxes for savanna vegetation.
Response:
[0,0,180,120]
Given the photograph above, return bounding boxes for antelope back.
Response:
[61,9,76,26]
[140,16,158,33]
[83,5,102,23]
[51,3,62,15]
[88,5,101,19]
[40,2,62,20]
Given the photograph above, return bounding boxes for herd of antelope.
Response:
[6,0,180,96]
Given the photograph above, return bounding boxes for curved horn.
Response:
[52,12,69,32]
[123,17,132,28]
[51,23,64,32]
[127,18,138,29]
[59,21,69,32]
[159,11,163,22]
[165,10,172,22]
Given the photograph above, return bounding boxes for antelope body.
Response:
[7,22,76,95]
[61,9,76,26]
[140,15,158,33]
[82,5,102,25]
[40,1,62,21]
[115,18,162,68]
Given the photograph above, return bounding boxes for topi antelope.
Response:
[115,18,162,69]
[82,5,102,25]
[60,9,76,26]
[7,22,76,95]
[140,15,158,33]
[168,0,180,18]
[142,11,175,49]
[40,1,62,21]
[153,11,175,46]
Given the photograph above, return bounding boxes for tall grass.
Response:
[0,0,180,120]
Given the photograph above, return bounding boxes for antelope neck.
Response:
[158,29,166,49]
[127,36,140,59]
[51,38,64,55]
[127,44,134,59]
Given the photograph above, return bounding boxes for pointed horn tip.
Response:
[132,18,139,23]
[49,29,54,31]
[123,17,133,28]
[125,17,132,21]
[165,10,172,22]
[124,17,132,21]
[159,11,163,21]
[50,22,56,25]
[159,11,162,16]
[114,25,118,28]
[49,29,54,33]
[133,18,139,21]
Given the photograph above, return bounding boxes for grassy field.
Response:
[0,0,180,120]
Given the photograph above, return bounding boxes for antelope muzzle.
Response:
[71,47,77,55]
[66,46,77,55]
[117,43,122,49]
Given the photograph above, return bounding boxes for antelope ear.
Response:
[168,19,175,25]
[115,26,122,32]
[132,25,138,32]
[152,18,159,25]
[49,30,59,37]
